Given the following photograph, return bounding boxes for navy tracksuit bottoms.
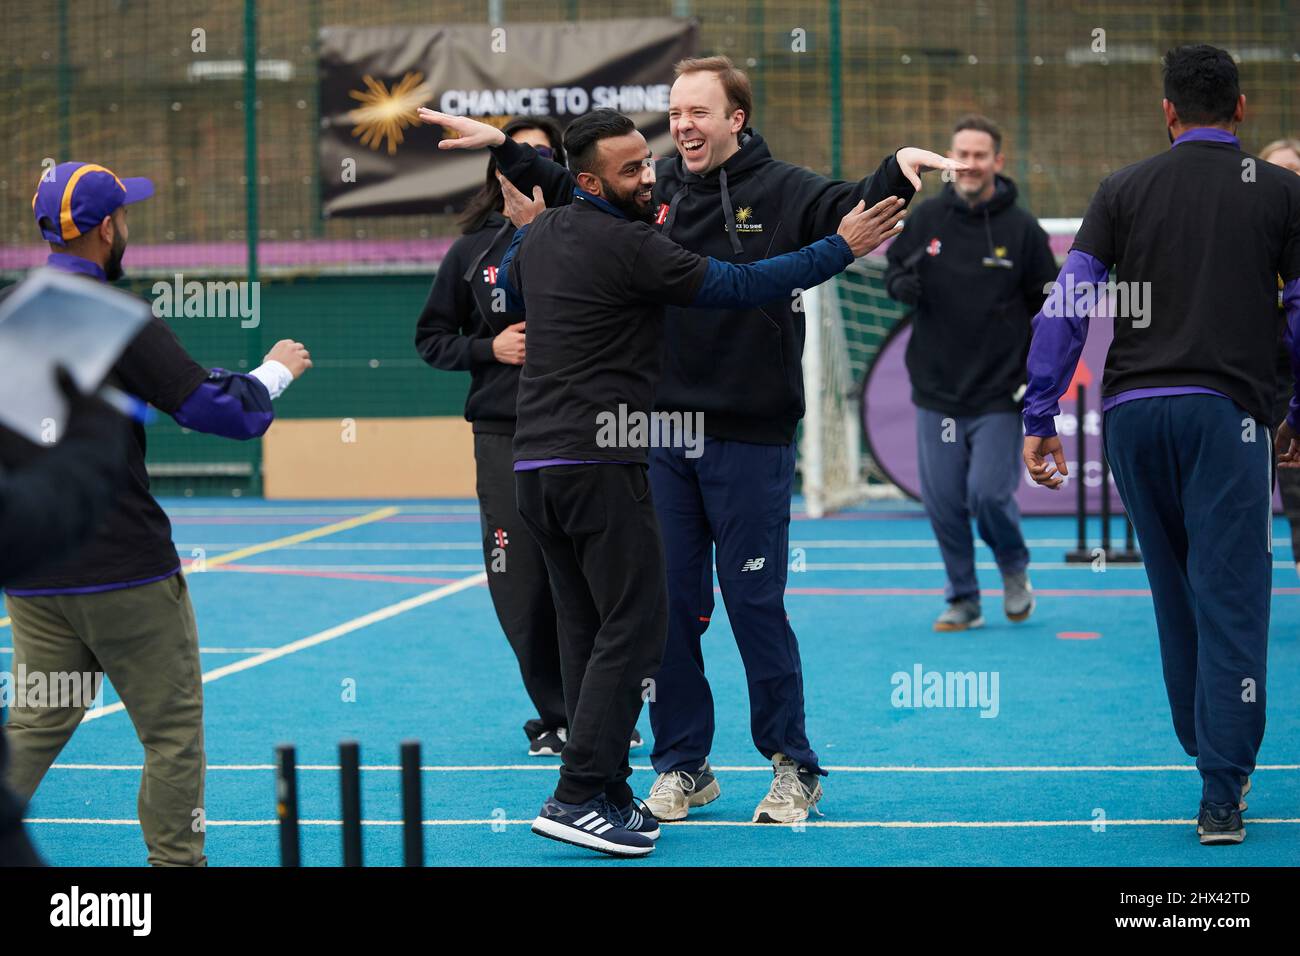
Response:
[915,407,1030,603]
[647,438,822,776]
[1104,395,1270,809]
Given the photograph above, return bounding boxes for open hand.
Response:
[497,172,545,228]
[895,147,971,192]
[417,108,507,150]
[836,196,907,257]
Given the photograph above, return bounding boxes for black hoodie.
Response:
[414,212,522,434]
[883,175,1057,417]
[492,131,915,443]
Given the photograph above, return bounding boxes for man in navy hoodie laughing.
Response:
[422,56,964,824]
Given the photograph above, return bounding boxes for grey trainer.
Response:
[933,599,984,632]
[1002,571,1035,622]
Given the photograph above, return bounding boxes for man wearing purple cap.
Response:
[0,161,313,866]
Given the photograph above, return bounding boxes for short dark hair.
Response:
[952,114,1002,153]
[563,108,637,177]
[1163,44,1240,126]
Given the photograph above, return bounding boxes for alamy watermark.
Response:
[151,273,260,328]
[0,665,102,709]
[891,663,1000,718]
[1042,274,1151,329]
[595,404,704,458]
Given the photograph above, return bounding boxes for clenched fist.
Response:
[493,322,526,366]
[265,339,312,378]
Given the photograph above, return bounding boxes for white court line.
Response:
[78,571,488,723]
[177,542,483,551]
[196,561,1299,573]
[44,762,1300,773]
[0,647,275,655]
[22,817,1300,829]
[212,564,484,573]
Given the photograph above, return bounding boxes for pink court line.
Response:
[786,585,1300,597]
[208,565,472,587]
[786,585,1150,597]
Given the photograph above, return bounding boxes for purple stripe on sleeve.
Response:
[1286,278,1300,430]
[172,371,274,439]
[1022,249,1111,437]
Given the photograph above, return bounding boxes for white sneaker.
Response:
[644,764,721,822]
[752,753,823,823]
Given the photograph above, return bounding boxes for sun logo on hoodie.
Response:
[734,206,763,233]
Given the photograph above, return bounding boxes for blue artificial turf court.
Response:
[6,496,1297,867]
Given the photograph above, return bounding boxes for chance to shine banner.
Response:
[319,18,698,218]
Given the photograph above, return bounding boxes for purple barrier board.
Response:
[864,312,1287,515]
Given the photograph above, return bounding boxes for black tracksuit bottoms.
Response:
[515,463,668,807]
[473,433,567,736]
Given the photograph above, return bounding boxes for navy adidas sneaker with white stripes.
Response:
[615,797,660,841]
[531,795,655,857]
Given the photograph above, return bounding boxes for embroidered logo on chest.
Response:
[733,206,763,233]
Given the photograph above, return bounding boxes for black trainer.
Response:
[527,726,567,757]
[629,728,644,750]
[531,795,655,857]
[1197,802,1245,845]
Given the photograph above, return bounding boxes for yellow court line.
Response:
[0,507,398,633]
[186,505,401,573]
[81,571,487,723]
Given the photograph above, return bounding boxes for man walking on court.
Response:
[492,109,902,856]
[884,115,1058,632]
[422,55,964,824]
[1022,46,1300,844]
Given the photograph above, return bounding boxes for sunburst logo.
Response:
[347,72,433,155]
[734,205,762,233]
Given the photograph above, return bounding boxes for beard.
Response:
[105,229,127,281]
[600,177,655,224]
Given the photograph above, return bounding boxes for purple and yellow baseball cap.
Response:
[31,161,154,244]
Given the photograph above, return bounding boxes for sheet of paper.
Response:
[0,267,151,444]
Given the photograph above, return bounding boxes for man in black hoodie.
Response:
[884,115,1058,632]
[419,56,963,825]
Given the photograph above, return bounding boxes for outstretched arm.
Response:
[417,108,575,208]
[634,196,907,309]
[800,148,968,242]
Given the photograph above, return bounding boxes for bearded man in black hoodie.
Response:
[884,115,1058,633]
[421,56,964,824]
